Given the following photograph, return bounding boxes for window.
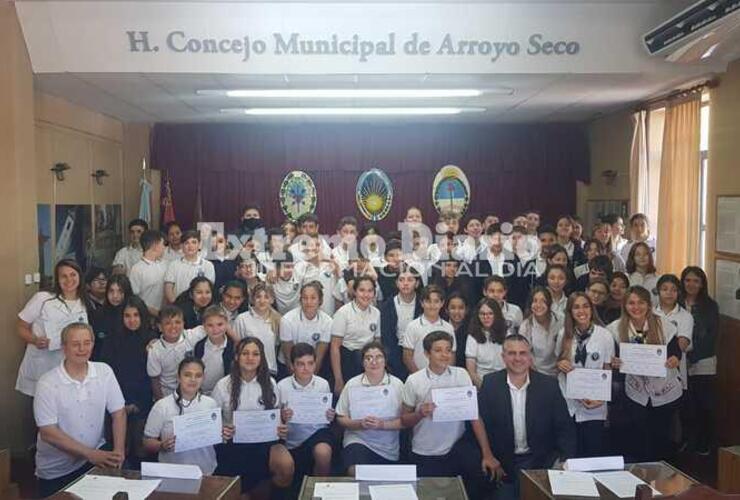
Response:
[699,95,710,269]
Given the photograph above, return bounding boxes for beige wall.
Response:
[577,110,632,226]
[0,3,153,455]
[706,58,740,293]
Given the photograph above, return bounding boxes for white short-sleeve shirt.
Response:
[272,277,301,314]
[233,310,279,374]
[277,375,332,449]
[394,295,418,341]
[164,257,216,298]
[16,292,89,396]
[293,260,343,316]
[143,393,219,474]
[113,246,143,275]
[279,308,332,348]
[402,366,472,456]
[654,304,693,389]
[201,337,228,395]
[335,373,404,461]
[400,316,456,371]
[211,375,281,417]
[34,362,125,479]
[147,327,207,396]
[331,301,381,351]
[501,302,524,336]
[465,333,505,380]
[129,258,167,312]
[519,314,562,377]
[555,325,615,422]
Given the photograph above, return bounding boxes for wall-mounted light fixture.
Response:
[51,163,71,181]
[601,170,619,186]
[91,169,109,185]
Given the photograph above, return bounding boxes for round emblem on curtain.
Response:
[432,164,470,217]
[356,168,393,221]
[279,171,317,221]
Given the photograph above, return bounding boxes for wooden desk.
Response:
[719,446,740,493]
[48,467,241,500]
[299,476,469,500]
[520,461,699,500]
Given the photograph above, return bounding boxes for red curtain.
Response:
[151,122,590,232]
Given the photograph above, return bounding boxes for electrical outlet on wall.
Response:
[24,274,33,285]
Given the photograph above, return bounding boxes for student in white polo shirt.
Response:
[330,276,381,395]
[164,230,216,303]
[233,282,281,377]
[129,229,167,317]
[279,281,333,376]
[519,287,562,377]
[466,298,508,388]
[278,343,335,477]
[401,285,455,374]
[16,259,90,397]
[112,218,148,276]
[144,357,223,474]
[483,276,523,336]
[626,242,660,307]
[147,305,207,399]
[653,275,693,391]
[401,331,498,500]
[33,323,126,497]
[192,306,236,395]
[555,293,614,458]
[336,341,404,475]
[270,253,302,314]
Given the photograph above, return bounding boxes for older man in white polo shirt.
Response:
[33,322,126,497]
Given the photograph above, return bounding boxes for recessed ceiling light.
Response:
[220,107,486,116]
[198,88,509,98]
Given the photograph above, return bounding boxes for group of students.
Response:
[16,205,719,500]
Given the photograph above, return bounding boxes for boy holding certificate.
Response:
[401,331,499,500]
[555,293,614,458]
[278,343,335,476]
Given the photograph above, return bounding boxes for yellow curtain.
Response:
[656,96,701,275]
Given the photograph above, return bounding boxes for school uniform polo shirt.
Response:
[163,246,183,263]
[629,272,660,306]
[485,250,508,277]
[654,304,694,389]
[394,295,417,341]
[146,327,207,396]
[212,374,281,414]
[519,315,562,377]
[129,257,166,311]
[113,245,143,275]
[293,260,344,316]
[144,393,219,474]
[277,375,332,449]
[465,332,506,380]
[335,373,404,461]
[402,366,472,456]
[201,337,228,395]
[273,277,301,314]
[164,257,216,298]
[501,302,524,336]
[34,362,125,479]
[331,301,381,351]
[400,316,456,371]
[555,325,614,422]
[234,310,279,374]
[551,294,568,318]
[279,308,333,348]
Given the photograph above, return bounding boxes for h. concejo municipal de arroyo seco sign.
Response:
[125,30,581,63]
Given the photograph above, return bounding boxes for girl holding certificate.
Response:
[143,357,222,474]
[336,341,404,475]
[16,259,90,397]
[212,337,294,498]
[519,287,562,377]
[608,286,681,462]
[555,293,614,457]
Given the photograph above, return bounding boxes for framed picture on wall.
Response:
[91,204,122,269]
[584,200,629,234]
[716,196,740,256]
[55,205,92,271]
[37,204,53,289]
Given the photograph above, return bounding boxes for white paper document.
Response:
[619,343,667,377]
[565,456,625,472]
[349,385,398,420]
[355,464,417,482]
[288,391,332,424]
[369,483,418,500]
[65,474,161,500]
[547,470,599,497]
[314,481,359,500]
[594,471,661,498]
[431,385,478,422]
[141,461,203,479]
[172,408,222,453]
[566,369,612,401]
[234,409,280,443]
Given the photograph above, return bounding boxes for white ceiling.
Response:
[26,0,721,124]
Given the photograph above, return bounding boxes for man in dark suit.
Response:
[479,334,576,500]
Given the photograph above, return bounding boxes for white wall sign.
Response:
[15,2,691,75]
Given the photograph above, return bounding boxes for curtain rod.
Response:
[637,78,718,111]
